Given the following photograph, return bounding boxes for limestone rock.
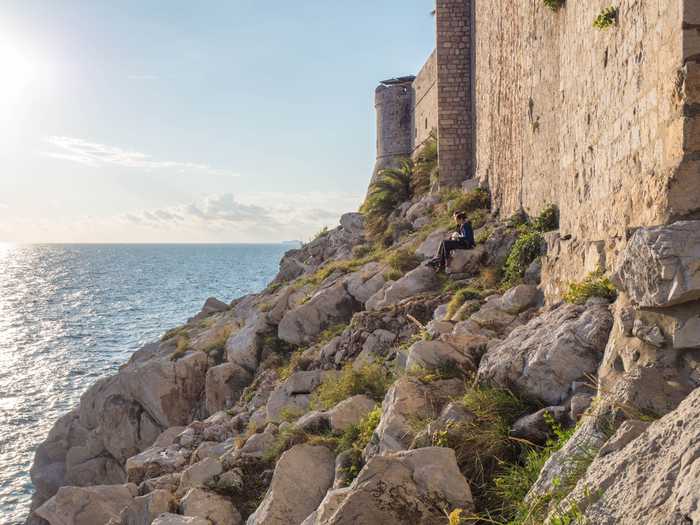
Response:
[180,487,242,525]
[478,303,613,405]
[447,247,485,274]
[278,282,361,345]
[126,445,190,485]
[366,266,440,310]
[415,229,449,259]
[405,339,477,374]
[36,483,137,525]
[557,388,700,523]
[499,284,540,314]
[364,377,464,459]
[612,221,700,308]
[205,363,253,415]
[191,297,229,321]
[226,314,270,374]
[327,395,377,432]
[266,370,329,423]
[317,448,473,525]
[152,515,210,525]
[247,444,335,525]
[344,263,387,304]
[117,489,175,525]
[178,457,223,494]
[597,419,650,458]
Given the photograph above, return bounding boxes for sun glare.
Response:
[0,43,36,103]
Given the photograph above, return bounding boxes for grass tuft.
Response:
[310,363,392,410]
[563,269,617,305]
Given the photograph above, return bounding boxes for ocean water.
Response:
[0,243,290,524]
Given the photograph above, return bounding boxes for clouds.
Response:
[44,136,237,177]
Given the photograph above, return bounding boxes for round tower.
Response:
[371,76,415,184]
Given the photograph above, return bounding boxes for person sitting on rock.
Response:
[428,211,475,272]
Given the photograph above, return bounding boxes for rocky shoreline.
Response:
[26,188,700,524]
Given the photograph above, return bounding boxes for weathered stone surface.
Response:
[416,229,449,259]
[226,314,270,373]
[327,395,377,432]
[278,282,361,346]
[239,425,277,458]
[405,339,477,373]
[597,420,650,458]
[366,266,440,310]
[612,221,700,308]
[364,377,464,459]
[247,444,335,525]
[344,263,387,304]
[317,448,473,525]
[478,303,613,405]
[151,515,209,525]
[126,445,190,485]
[499,284,540,314]
[266,370,329,423]
[557,388,700,524]
[447,247,485,274]
[117,489,175,525]
[205,363,252,416]
[180,487,242,525]
[191,297,229,321]
[177,458,223,494]
[36,484,137,525]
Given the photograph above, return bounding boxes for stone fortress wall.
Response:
[374,0,700,298]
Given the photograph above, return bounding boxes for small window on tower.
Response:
[425,118,428,130]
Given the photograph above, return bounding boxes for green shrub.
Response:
[335,406,382,484]
[446,287,483,319]
[352,244,373,259]
[161,325,188,342]
[312,226,330,242]
[200,325,233,355]
[383,268,403,282]
[170,333,191,361]
[448,188,491,215]
[263,426,339,463]
[543,0,564,11]
[532,204,559,232]
[276,349,307,381]
[507,210,530,229]
[563,269,617,305]
[311,363,392,410]
[593,6,618,29]
[361,160,414,242]
[502,230,544,286]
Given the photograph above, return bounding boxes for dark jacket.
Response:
[459,221,475,248]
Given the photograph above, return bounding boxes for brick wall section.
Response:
[436,0,473,187]
[413,50,438,154]
[473,0,699,297]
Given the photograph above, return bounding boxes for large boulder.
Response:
[612,221,700,308]
[366,266,440,311]
[364,377,464,459]
[478,303,613,405]
[125,444,190,485]
[446,247,485,275]
[557,388,700,524]
[344,263,387,304]
[226,313,271,374]
[205,363,253,415]
[117,490,175,525]
[180,487,242,525]
[247,444,335,525]
[405,340,477,374]
[316,448,473,525]
[416,229,449,259]
[327,395,377,433]
[278,282,361,346]
[35,483,137,525]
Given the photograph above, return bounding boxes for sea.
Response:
[0,243,291,524]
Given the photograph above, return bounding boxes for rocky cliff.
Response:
[25,171,700,524]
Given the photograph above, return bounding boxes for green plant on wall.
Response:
[543,0,564,11]
[593,6,618,29]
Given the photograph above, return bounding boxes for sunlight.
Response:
[0,43,37,104]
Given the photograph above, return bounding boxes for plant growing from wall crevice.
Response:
[543,0,564,12]
[593,6,618,30]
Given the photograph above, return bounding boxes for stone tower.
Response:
[371,76,415,183]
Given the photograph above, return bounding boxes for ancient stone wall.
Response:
[474,0,700,297]
[413,50,438,154]
[372,78,415,183]
[436,0,474,187]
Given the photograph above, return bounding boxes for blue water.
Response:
[0,243,289,524]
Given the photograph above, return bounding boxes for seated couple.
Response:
[427,212,475,272]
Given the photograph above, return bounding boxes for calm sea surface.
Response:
[0,243,289,524]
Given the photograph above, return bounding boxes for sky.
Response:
[0,1,436,243]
